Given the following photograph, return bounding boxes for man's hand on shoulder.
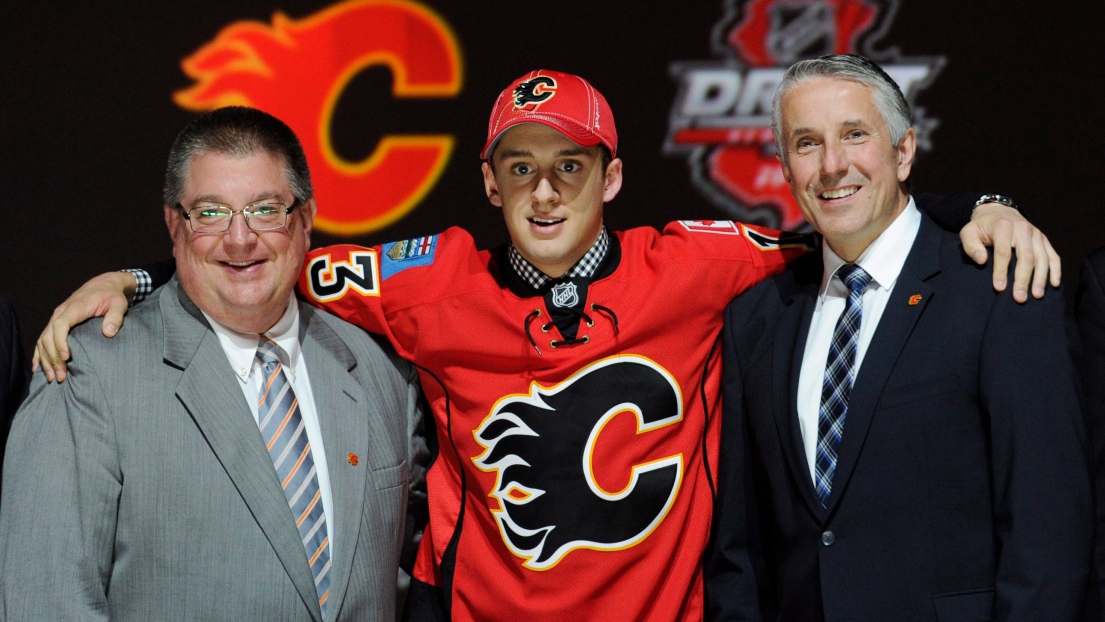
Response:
[34,271,137,383]
[960,202,1061,303]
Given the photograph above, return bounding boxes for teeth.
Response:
[530,217,563,224]
[227,261,256,267]
[821,187,858,199]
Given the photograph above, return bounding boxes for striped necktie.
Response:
[256,337,331,616]
[815,264,872,507]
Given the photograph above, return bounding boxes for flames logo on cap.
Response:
[512,76,558,110]
[174,0,463,236]
[665,0,943,230]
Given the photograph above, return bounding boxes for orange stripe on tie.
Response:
[319,589,330,605]
[309,537,329,565]
[258,365,281,405]
[298,490,323,527]
[265,399,299,450]
[282,443,312,489]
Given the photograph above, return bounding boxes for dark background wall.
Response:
[2,0,1101,354]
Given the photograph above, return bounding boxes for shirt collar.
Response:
[201,295,301,383]
[819,197,921,299]
[508,227,610,289]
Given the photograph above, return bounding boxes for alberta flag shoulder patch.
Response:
[381,235,438,279]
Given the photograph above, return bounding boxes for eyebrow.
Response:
[788,120,871,137]
[496,146,591,160]
[188,192,287,206]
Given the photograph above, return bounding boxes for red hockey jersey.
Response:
[299,221,811,621]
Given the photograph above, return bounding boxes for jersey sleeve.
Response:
[298,242,395,343]
[657,219,816,300]
[297,228,480,361]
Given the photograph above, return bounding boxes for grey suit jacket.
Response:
[0,278,428,621]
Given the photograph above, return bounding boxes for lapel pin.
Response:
[347,453,359,466]
[908,294,922,306]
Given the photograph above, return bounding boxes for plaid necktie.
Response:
[256,337,331,616]
[815,264,871,507]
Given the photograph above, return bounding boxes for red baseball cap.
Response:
[481,69,618,160]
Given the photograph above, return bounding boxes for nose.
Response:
[532,175,559,205]
[820,140,849,180]
[223,210,258,246]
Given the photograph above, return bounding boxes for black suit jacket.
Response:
[1076,247,1105,621]
[707,213,1092,621]
[0,294,30,502]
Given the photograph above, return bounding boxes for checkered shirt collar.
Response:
[508,228,610,289]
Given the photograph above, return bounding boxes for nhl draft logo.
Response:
[550,282,579,308]
[514,76,557,110]
[665,0,944,230]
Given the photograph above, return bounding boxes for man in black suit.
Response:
[0,294,30,500]
[1077,246,1105,621]
[706,54,1092,621]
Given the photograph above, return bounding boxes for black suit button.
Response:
[821,530,835,546]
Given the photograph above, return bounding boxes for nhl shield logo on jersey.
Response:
[473,356,685,570]
[550,282,579,308]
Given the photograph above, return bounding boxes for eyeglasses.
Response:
[178,199,300,233]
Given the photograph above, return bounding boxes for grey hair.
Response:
[771,54,911,163]
[163,106,313,206]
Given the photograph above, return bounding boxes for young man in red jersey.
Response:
[34,70,1057,620]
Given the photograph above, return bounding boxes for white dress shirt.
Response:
[797,198,922,482]
[201,296,336,555]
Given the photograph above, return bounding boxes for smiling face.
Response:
[483,123,622,278]
[778,77,915,261]
[165,150,316,333]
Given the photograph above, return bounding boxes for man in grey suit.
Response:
[0,106,428,621]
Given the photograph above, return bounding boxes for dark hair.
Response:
[163,106,312,206]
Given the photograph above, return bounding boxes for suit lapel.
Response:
[299,304,370,619]
[161,282,323,622]
[824,216,942,516]
[772,260,827,519]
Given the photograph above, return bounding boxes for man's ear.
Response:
[165,204,182,241]
[896,127,917,182]
[776,152,793,185]
[482,161,502,207]
[297,198,318,249]
[602,158,623,203]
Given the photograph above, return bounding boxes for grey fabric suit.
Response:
[0,277,428,621]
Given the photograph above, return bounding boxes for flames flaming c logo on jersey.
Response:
[666,0,943,230]
[473,356,684,570]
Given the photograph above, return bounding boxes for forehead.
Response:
[781,77,881,132]
[493,123,597,159]
[183,150,290,202]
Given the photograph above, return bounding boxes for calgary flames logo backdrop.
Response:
[175,0,463,236]
[666,0,943,229]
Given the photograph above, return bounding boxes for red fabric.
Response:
[299,222,807,621]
